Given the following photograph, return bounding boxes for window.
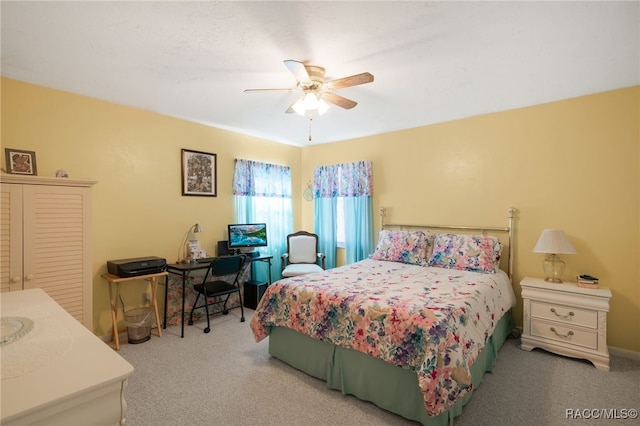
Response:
[233,159,292,283]
[314,161,374,268]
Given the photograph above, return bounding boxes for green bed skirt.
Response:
[268,312,514,426]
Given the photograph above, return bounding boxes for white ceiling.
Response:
[1,1,638,147]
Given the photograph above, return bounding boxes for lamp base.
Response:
[543,254,565,283]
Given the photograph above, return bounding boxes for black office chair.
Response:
[188,255,246,333]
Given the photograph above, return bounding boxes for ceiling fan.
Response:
[244,60,374,115]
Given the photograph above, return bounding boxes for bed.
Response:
[250,208,517,425]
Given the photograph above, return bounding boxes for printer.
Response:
[107,256,167,277]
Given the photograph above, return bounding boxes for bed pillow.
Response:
[427,233,502,273]
[371,230,431,266]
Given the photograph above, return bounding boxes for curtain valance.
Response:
[233,159,291,198]
[313,160,373,198]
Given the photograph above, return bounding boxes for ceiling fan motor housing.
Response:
[304,65,325,83]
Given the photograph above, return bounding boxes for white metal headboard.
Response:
[379,207,517,281]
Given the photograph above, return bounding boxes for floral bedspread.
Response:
[250,259,515,416]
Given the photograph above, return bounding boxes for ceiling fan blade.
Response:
[244,88,296,93]
[322,92,358,109]
[284,59,311,83]
[326,72,374,90]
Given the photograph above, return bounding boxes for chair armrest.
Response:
[281,253,289,271]
[317,253,325,270]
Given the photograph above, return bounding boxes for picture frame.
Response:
[5,148,37,176]
[181,149,217,197]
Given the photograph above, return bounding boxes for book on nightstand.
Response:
[577,274,599,289]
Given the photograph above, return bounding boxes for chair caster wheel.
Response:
[204,327,210,333]
[223,310,229,315]
[188,320,193,325]
[241,317,245,322]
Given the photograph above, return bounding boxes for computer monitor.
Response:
[227,223,267,254]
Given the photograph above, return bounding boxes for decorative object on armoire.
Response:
[181,149,217,197]
[4,148,37,176]
[55,169,69,178]
[533,229,577,283]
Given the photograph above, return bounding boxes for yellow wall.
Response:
[301,87,639,353]
[1,78,302,337]
[2,77,638,353]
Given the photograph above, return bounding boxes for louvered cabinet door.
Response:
[0,175,95,331]
[0,183,24,293]
[22,184,93,328]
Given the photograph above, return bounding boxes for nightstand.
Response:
[520,276,612,371]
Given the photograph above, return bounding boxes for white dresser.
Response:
[1,288,134,425]
[520,276,611,371]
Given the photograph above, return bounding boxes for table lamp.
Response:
[533,229,576,283]
[178,223,202,263]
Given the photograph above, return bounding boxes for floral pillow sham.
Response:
[371,230,432,266]
[427,233,503,274]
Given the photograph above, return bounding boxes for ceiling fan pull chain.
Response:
[308,115,313,142]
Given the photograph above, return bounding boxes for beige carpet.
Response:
[118,309,640,426]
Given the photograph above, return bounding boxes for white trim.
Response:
[609,346,640,361]
[0,173,97,187]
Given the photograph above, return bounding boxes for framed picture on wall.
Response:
[181,149,217,197]
[5,148,38,176]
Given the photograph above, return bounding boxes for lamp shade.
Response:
[533,229,576,254]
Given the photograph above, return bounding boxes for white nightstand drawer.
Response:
[530,319,598,349]
[531,300,597,329]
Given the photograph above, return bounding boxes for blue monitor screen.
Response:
[227,223,268,249]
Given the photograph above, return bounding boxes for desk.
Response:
[166,255,272,338]
[101,271,167,351]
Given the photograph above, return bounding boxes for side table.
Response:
[520,276,612,371]
[102,271,167,351]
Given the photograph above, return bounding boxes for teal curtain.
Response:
[314,161,374,269]
[233,159,292,284]
[343,196,374,265]
[314,197,337,269]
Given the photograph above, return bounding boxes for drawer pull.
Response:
[550,307,574,319]
[550,327,574,338]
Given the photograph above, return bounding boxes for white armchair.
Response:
[281,231,326,278]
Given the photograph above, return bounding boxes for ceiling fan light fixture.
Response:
[292,98,306,115]
[303,92,319,110]
[292,92,330,116]
[317,98,330,115]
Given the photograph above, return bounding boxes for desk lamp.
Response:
[178,223,202,263]
[533,229,576,283]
